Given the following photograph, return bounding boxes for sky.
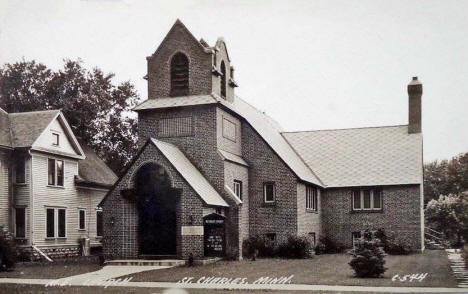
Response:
[1,0,467,162]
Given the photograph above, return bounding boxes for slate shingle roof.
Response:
[282,125,423,187]
[76,139,118,188]
[135,95,324,187]
[151,138,229,207]
[8,109,60,148]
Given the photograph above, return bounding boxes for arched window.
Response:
[220,61,227,98]
[170,52,189,97]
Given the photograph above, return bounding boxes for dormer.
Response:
[146,20,237,101]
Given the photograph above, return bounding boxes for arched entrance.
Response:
[135,163,178,256]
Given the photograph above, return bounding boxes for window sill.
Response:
[263,202,276,207]
[351,209,383,214]
[47,185,65,189]
[306,209,318,214]
[13,183,27,186]
[78,229,86,231]
[45,237,67,240]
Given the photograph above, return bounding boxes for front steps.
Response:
[446,249,468,288]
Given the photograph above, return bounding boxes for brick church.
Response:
[100,20,424,260]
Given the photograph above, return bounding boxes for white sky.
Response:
[1,0,467,162]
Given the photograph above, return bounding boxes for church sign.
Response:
[203,213,226,257]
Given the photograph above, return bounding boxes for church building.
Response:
[100,20,424,260]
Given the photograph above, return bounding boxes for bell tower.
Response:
[146,20,237,101]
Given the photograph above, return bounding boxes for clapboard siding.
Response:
[31,152,105,247]
[0,151,11,228]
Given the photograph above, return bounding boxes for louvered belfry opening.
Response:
[170,52,189,97]
[220,61,226,98]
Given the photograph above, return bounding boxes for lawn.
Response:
[0,284,425,294]
[124,250,457,288]
[0,262,102,279]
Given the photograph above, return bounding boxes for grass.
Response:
[124,250,457,288]
[0,262,102,279]
[0,284,424,294]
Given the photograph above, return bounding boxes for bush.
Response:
[349,238,387,278]
[277,235,311,259]
[374,228,387,246]
[384,239,412,255]
[315,236,344,254]
[242,235,276,260]
[0,227,16,271]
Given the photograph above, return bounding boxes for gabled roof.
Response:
[75,139,118,188]
[8,109,61,148]
[133,95,324,187]
[151,139,228,207]
[0,108,12,149]
[282,125,423,188]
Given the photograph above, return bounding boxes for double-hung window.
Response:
[79,209,86,230]
[48,158,64,186]
[96,210,103,237]
[306,186,318,211]
[233,180,242,201]
[15,207,26,238]
[263,182,276,203]
[352,188,382,211]
[46,208,66,238]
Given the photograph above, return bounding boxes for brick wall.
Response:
[297,183,321,245]
[321,185,422,249]
[102,143,205,259]
[147,22,212,99]
[241,122,299,244]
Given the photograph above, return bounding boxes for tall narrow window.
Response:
[58,209,66,238]
[96,211,103,237]
[352,190,361,210]
[79,209,86,230]
[15,157,26,184]
[170,52,189,97]
[56,160,64,186]
[306,186,318,211]
[220,61,226,98]
[52,133,60,146]
[15,208,25,238]
[264,182,276,203]
[48,159,55,185]
[234,180,242,201]
[46,208,55,238]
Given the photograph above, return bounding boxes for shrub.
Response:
[277,235,311,259]
[349,238,387,278]
[374,228,387,246]
[0,227,16,271]
[382,231,412,255]
[242,235,276,260]
[315,236,344,254]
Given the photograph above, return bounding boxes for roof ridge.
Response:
[282,124,408,134]
[8,109,60,116]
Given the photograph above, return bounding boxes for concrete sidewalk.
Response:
[0,277,466,293]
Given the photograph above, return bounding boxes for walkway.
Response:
[446,248,468,288]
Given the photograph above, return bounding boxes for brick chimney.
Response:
[407,76,422,134]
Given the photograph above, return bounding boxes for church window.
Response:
[170,52,189,97]
[220,61,226,98]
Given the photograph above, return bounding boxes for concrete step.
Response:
[105,259,186,266]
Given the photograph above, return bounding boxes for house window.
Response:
[352,231,362,248]
[79,209,86,230]
[52,133,59,146]
[306,186,318,211]
[233,180,242,201]
[15,208,25,238]
[96,211,103,237]
[170,52,189,97]
[352,188,382,211]
[263,182,276,203]
[46,208,66,238]
[309,232,316,247]
[48,158,64,187]
[15,157,26,184]
[220,61,226,98]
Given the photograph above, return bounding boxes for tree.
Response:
[424,152,468,203]
[0,59,139,173]
[425,193,468,245]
